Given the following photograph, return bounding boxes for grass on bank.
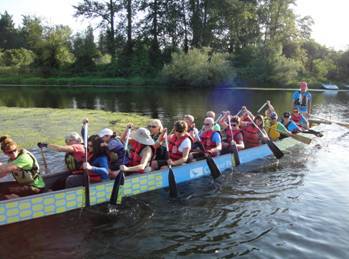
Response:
[0,107,150,148]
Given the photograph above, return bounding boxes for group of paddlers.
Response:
[0,81,317,200]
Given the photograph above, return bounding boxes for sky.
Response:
[0,0,348,51]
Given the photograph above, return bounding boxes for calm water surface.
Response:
[1,86,349,259]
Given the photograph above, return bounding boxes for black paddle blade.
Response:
[83,172,90,207]
[109,172,124,206]
[267,140,284,159]
[206,156,221,179]
[231,143,240,166]
[168,167,178,198]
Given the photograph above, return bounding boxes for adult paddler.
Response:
[0,136,45,199]
[292,81,312,118]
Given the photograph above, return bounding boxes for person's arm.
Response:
[307,95,312,115]
[208,132,222,154]
[235,132,245,150]
[218,112,229,129]
[47,144,74,153]
[266,100,276,113]
[83,156,109,179]
[120,146,152,172]
[168,138,191,166]
[0,163,18,178]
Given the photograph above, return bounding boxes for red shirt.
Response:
[71,144,85,162]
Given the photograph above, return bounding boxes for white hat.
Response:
[98,128,113,138]
[132,128,155,145]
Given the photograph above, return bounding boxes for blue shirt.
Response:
[211,131,222,144]
[292,91,312,113]
[283,120,301,133]
[91,155,109,179]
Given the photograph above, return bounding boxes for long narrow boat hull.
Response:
[0,136,306,226]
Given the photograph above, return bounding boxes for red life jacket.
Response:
[291,113,302,125]
[127,141,148,174]
[200,130,219,156]
[224,128,242,144]
[242,125,260,148]
[168,133,192,161]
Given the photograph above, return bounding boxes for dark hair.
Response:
[254,115,264,128]
[230,115,240,125]
[283,112,291,118]
[174,120,188,133]
[88,135,107,160]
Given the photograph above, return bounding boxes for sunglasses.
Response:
[4,149,17,155]
[204,123,212,126]
[293,110,299,113]
[231,123,237,127]
[148,125,157,128]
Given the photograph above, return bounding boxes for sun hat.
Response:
[98,128,114,138]
[132,128,155,145]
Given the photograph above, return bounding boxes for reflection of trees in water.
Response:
[0,86,344,127]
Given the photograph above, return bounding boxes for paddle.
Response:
[228,115,240,166]
[311,115,349,129]
[276,123,312,144]
[39,146,49,174]
[164,131,178,198]
[83,120,90,207]
[194,132,222,179]
[247,115,284,159]
[108,127,131,211]
[257,102,267,114]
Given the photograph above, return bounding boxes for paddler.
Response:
[292,81,312,118]
[0,136,45,199]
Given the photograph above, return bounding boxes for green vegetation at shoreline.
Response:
[0,107,150,148]
[1,1,349,87]
[0,75,161,87]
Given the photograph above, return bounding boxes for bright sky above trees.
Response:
[1,0,348,50]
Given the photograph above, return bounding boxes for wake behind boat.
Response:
[0,132,316,226]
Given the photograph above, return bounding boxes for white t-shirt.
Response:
[178,138,192,153]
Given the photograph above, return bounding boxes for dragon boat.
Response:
[0,134,314,226]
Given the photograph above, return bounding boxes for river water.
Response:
[1,86,349,258]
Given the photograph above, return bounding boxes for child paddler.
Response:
[0,136,45,199]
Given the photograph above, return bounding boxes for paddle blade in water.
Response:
[168,167,178,198]
[231,143,240,166]
[206,156,221,179]
[267,140,284,159]
[109,172,124,206]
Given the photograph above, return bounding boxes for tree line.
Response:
[0,0,349,87]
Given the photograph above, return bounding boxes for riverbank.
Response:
[0,75,161,88]
[0,107,150,148]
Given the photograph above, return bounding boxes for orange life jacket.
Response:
[168,133,192,161]
[242,125,260,148]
